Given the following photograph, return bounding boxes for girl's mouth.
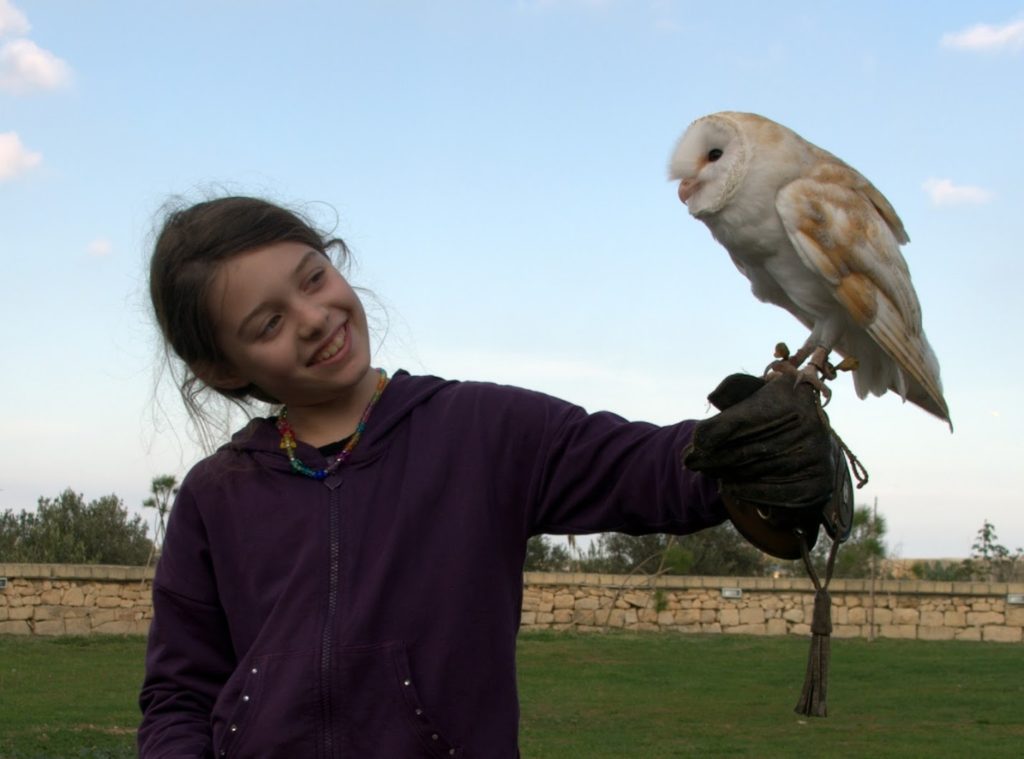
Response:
[310,325,348,365]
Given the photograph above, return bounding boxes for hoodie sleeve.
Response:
[522,395,727,537]
[138,480,235,759]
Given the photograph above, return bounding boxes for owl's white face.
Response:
[668,114,749,218]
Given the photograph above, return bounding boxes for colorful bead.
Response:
[275,368,389,480]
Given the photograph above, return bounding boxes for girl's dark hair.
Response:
[150,196,349,424]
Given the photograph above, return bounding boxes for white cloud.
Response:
[922,178,994,206]
[0,0,30,38]
[0,38,72,93]
[941,18,1024,53]
[87,238,113,257]
[0,130,40,180]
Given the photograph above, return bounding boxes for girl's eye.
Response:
[259,314,282,337]
[306,268,326,288]
[707,148,723,162]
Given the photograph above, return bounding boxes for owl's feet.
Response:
[764,344,856,405]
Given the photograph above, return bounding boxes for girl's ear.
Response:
[193,361,249,392]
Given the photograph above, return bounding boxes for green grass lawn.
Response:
[1,632,1022,758]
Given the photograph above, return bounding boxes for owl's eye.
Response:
[707,148,724,162]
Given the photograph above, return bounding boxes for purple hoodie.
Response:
[138,372,725,758]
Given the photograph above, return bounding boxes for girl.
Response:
[139,196,837,758]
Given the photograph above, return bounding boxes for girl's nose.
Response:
[296,302,328,339]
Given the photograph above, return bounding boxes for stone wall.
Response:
[0,563,152,636]
[520,572,1024,643]
[1,564,1022,642]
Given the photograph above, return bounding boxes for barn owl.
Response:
[669,111,950,428]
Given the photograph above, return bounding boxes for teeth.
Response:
[313,330,346,364]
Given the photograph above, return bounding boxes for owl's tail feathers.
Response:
[845,334,952,431]
[904,379,953,433]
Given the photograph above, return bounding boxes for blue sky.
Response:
[2,1,1022,558]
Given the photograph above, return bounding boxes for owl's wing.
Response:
[775,161,949,422]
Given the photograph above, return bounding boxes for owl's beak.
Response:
[677,178,700,204]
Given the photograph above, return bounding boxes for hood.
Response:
[221,370,456,472]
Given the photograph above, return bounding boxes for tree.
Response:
[963,520,1022,582]
[575,524,768,577]
[789,504,888,579]
[524,535,572,571]
[910,560,971,582]
[143,475,178,550]
[0,489,153,565]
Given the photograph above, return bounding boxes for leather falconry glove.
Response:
[683,374,853,560]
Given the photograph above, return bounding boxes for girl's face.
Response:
[205,241,372,410]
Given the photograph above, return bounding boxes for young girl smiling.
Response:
[139,195,841,757]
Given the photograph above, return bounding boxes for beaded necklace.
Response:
[275,368,389,480]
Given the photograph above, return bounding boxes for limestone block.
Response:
[32,605,65,621]
[955,627,981,641]
[973,601,992,612]
[728,623,767,635]
[833,607,848,625]
[9,606,32,621]
[573,609,596,626]
[1006,607,1024,627]
[944,611,966,627]
[983,626,1022,643]
[93,619,134,634]
[967,611,1003,626]
[552,594,575,610]
[879,624,916,640]
[63,587,85,606]
[623,592,649,608]
[603,609,626,628]
[657,611,674,626]
[699,610,716,624]
[739,607,765,624]
[64,616,92,635]
[766,618,787,636]
[96,596,122,609]
[783,608,804,623]
[702,623,722,633]
[520,611,536,626]
[893,609,920,625]
[0,620,31,634]
[872,608,893,625]
[33,618,65,636]
[89,609,119,626]
[833,624,862,639]
[919,611,944,627]
[790,623,810,636]
[918,626,955,641]
[537,600,553,613]
[552,609,572,624]
[39,589,62,605]
[623,609,638,626]
[632,622,659,632]
[575,597,599,611]
[720,608,739,626]
[674,609,700,625]
[847,607,867,625]
[536,612,554,625]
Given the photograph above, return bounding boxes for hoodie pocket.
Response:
[333,641,464,758]
[211,649,318,758]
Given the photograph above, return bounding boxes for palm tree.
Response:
[142,475,178,570]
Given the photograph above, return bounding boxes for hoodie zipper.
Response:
[321,476,344,758]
